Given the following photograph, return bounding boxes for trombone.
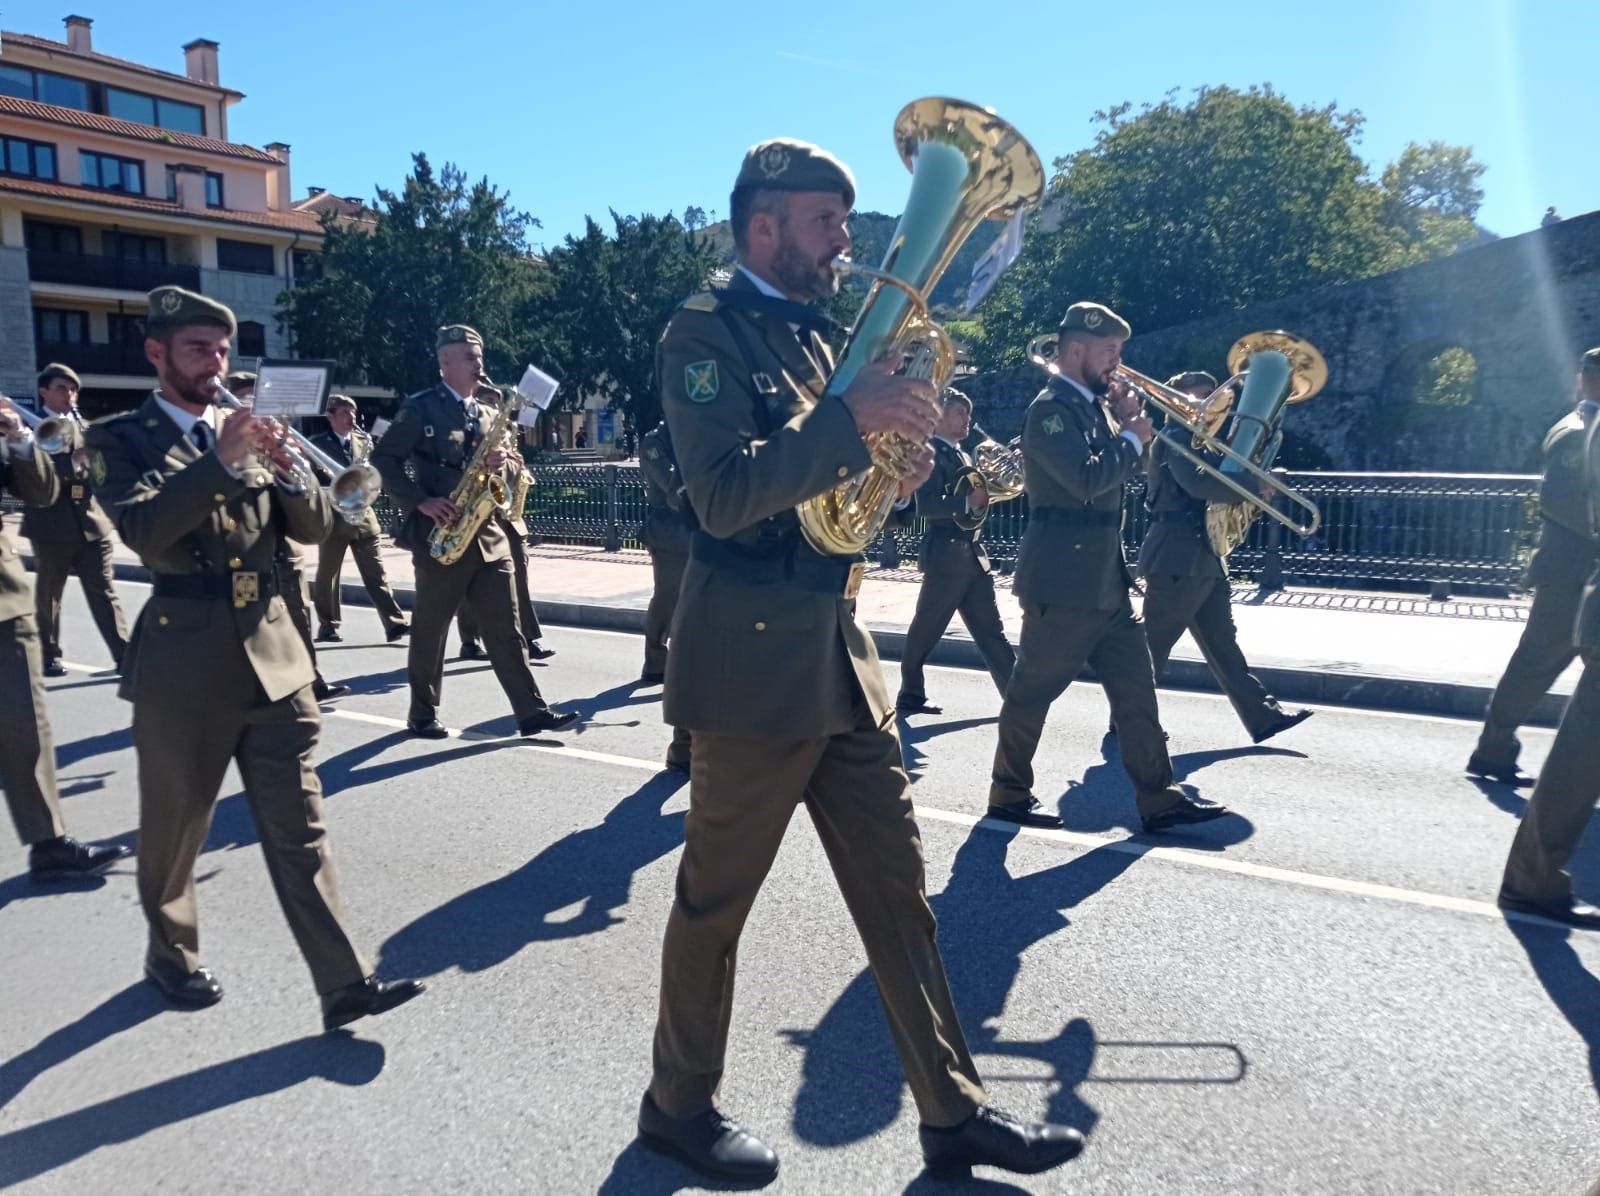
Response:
[1026,332,1324,538]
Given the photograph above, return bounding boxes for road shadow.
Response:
[1466,775,1529,818]
[316,730,513,801]
[599,1139,775,1193]
[1055,733,1252,844]
[379,772,687,978]
[897,714,1001,779]
[0,983,167,1110]
[55,727,133,769]
[1507,918,1600,1097]
[0,1032,385,1186]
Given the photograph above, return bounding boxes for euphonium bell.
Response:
[795,98,1044,557]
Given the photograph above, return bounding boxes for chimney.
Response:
[307,186,325,197]
[265,142,291,212]
[183,38,220,85]
[171,164,207,213]
[64,15,93,53]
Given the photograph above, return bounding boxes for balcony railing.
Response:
[27,249,200,292]
[35,339,153,377]
[366,465,1545,598]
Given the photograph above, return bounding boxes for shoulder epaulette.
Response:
[680,292,719,314]
[89,408,138,428]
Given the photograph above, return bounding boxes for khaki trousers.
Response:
[1502,658,1600,903]
[1141,573,1278,739]
[34,535,127,666]
[643,549,687,677]
[1476,580,1583,767]
[990,597,1177,818]
[133,672,368,994]
[457,526,542,646]
[411,543,547,723]
[0,614,66,845]
[650,721,985,1128]
[899,549,1014,701]
[313,532,406,633]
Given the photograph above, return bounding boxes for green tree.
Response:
[531,211,722,432]
[1380,140,1487,259]
[278,153,541,400]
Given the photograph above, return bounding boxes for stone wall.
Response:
[199,268,293,358]
[964,211,1600,472]
[0,246,36,399]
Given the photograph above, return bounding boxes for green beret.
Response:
[225,370,257,389]
[37,362,80,389]
[1583,346,1600,375]
[1059,301,1131,339]
[1167,370,1218,393]
[942,387,973,408]
[437,324,483,351]
[326,393,357,413]
[145,285,237,336]
[734,138,855,208]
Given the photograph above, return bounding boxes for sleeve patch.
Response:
[685,361,720,402]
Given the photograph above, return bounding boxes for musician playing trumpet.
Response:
[1138,370,1312,744]
[989,301,1228,831]
[895,388,1016,715]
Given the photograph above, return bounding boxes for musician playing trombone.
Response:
[1137,370,1312,745]
[989,302,1228,832]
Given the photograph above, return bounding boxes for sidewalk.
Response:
[41,534,1578,726]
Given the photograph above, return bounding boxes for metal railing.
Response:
[27,249,200,292]
[367,464,1543,597]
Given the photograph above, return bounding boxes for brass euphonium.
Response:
[950,424,1025,531]
[795,98,1044,556]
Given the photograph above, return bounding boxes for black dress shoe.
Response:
[1252,708,1313,744]
[638,671,666,686]
[315,625,343,643]
[637,1093,778,1185]
[519,707,579,735]
[1497,890,1600,929]
[664,757,691,776]
[1466,754,1535,787]
[386,622,411,643]
[42,658,67,678]
[321,975,425,1031]
[313,679,351,702]
[987,797,1063,829]
[29,835,132,881]
[527,640,555,661]
[407,718,450,740]
[459,641,484,660]
[1142,793,1230,832]
[145,961,224,1008]
[919,1105,1084,1179]
[896,695,943,715]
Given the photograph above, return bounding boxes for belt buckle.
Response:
[70,484,85,500]
[844,561,866,600]
[231,570,260,609]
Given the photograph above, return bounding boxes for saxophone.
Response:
[428,378,522,565]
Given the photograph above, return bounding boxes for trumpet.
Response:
[211,377,383,524]
[0,395,77,454]
[1026,332,1323,539]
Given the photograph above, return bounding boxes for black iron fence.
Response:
[368,464,1541,597]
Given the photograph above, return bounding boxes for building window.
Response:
[105,231,167,264]
[164,167,224,207]
[24,220,83,255]
[291,249,323,283]
[35,308,90,344]
[105,87,156,126]
[157,98,206,135]
[236,321,267,358]
[3,137,57,180]
[216,239,275,275]
[80,150,144,195]
[0,65,91,110]
[108,313,147,344]
[105,86,205,135]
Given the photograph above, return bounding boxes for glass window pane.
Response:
[36,72,88,110]
[156,99,205,135]
[166,167,177,200]
[6,139,24,174]
[123,161,144,193]
[106,87,156,125]
[80,152,100,188]
[0,66,31,100]
[206,173,223,207]
[34,145,55,180]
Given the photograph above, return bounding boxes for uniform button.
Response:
[836,466,849,478]
[753,621,767,631]
[213,492,227,503]
[222,518,237,531]
[1073,542,1082,549]
[228,557,242,569]
[158,615,169,626]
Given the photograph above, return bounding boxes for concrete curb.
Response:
[71,553,1565,728]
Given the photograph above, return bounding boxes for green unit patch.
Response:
[685,361,720,403]
[1041,413,1066,435]
[89,449,107,486]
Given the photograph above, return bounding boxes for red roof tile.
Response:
[0,31,242,97]
[0,174,326,234]
[0,94,279,163]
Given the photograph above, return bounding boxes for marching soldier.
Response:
[895,388,1015,715]
[989,302,1227,831]
[85,286,421,1025]
[21,363,128,674]
[371,325,575,738]
[638,138,1082,1185]
[1498,347,1600,929]
[637,420,694,772]
[1469,348,1600,785]
[0,394,131,881]
[308,393,409,645]
[1137,370,1312,744]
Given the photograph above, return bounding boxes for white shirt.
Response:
[443,382,477,408]
[1055,375,1145,454]
[154,391,220,443]
[738,265,807,335]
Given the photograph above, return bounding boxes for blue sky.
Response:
[5,0,1593,250]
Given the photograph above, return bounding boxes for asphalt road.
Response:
[2,580,1598,1195]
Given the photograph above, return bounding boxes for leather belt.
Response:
[926,524,980,543]
[691,533,866,598]
[1150,510,1206,526]
[1030,506,1121,528]
[152,571,281,607]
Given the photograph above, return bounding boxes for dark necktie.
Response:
[191,422,211,453]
